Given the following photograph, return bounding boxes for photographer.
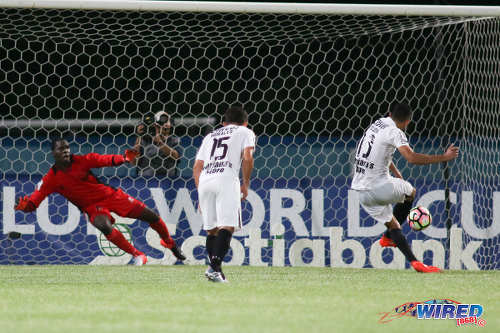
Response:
[133,111,182,178]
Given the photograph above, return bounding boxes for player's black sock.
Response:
[206,234,216,259]
[215,229,233,259]
[210,256,222,272]
[384,229,392,239]
[393,199,414,225]
[389,228,417,262]
[211,229,232,272]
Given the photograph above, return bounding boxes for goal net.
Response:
[1,1,498,269]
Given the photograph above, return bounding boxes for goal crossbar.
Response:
[0,118,216,129]
[2,0,500,17]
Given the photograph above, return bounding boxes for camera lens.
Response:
[157,115,169,126]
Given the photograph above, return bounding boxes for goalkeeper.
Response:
[14,138,186,265]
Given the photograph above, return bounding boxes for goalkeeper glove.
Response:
[15,196,36,212]
[124,149,139,164]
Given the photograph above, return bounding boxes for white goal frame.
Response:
[2,0,500,17]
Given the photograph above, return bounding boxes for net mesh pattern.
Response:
[0,7,498,269]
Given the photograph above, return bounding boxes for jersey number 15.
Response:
[210,136,230,160]
[356,132,373,159]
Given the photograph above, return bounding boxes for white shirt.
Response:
[196,125,256,183]
[351,117,409,190]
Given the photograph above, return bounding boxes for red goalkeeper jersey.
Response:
[27,153,126,210]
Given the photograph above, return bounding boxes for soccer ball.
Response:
[407,206,432,231]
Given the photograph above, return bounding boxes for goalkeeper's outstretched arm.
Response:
[82,150,139,169]
[14,175,54,212]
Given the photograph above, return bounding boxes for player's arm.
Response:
[193,159,204,189]
[398,144,459,165]
[154,136,181,160]
[15,176,54,212]
[390,162,403,179]
[240,146,255,200]
[133,136,141,150]
[132,137,142,165]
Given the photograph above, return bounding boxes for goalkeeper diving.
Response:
[14,138,186,265]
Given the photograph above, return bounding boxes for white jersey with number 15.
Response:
[351,117,409,191]
[196,125,256,183]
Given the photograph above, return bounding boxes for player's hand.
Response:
[136,124,145,135]
[240,184,249,201]
[153,135,164,145]
[15,196,35,212]
[443,144,459,161]
[124,149,139,164]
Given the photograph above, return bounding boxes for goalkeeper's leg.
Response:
[93,215,147,265]
[136,207,186,261]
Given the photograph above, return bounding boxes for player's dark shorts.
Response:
[84,189,146,224]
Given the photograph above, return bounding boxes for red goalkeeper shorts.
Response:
[84,189,146,224]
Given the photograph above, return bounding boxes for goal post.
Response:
[0,0,498,270]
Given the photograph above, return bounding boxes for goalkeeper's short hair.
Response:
[51,137,67,151]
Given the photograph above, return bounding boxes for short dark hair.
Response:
[390,103,412,122]
[51,138,67,151]
[224,106,248,125]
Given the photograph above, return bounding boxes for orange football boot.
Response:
[411,260,441,273]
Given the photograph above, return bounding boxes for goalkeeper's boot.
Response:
[379,234,397,247]
[132,253,147,266]
[160,239,186,261]
[411,260,441,273]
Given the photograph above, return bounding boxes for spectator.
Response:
[134,111,182,178]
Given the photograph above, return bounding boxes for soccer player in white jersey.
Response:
[193,106,256,282]
[351,103,459,273]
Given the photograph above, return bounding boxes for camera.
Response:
[139,113,157,137]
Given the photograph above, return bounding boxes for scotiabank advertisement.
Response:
[1,175,499,270]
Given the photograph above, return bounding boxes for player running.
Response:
[193,106,256,283]
[14,138,186,265]
[350,103,459,273]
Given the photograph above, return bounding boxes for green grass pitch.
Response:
[0,266,498,333]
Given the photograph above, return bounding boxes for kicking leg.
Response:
[385,217,416,262]
[382,189,416,245]
[385,217,440,273]
[393,189,416,225]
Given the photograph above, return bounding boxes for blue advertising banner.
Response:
[1,174,499,269]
